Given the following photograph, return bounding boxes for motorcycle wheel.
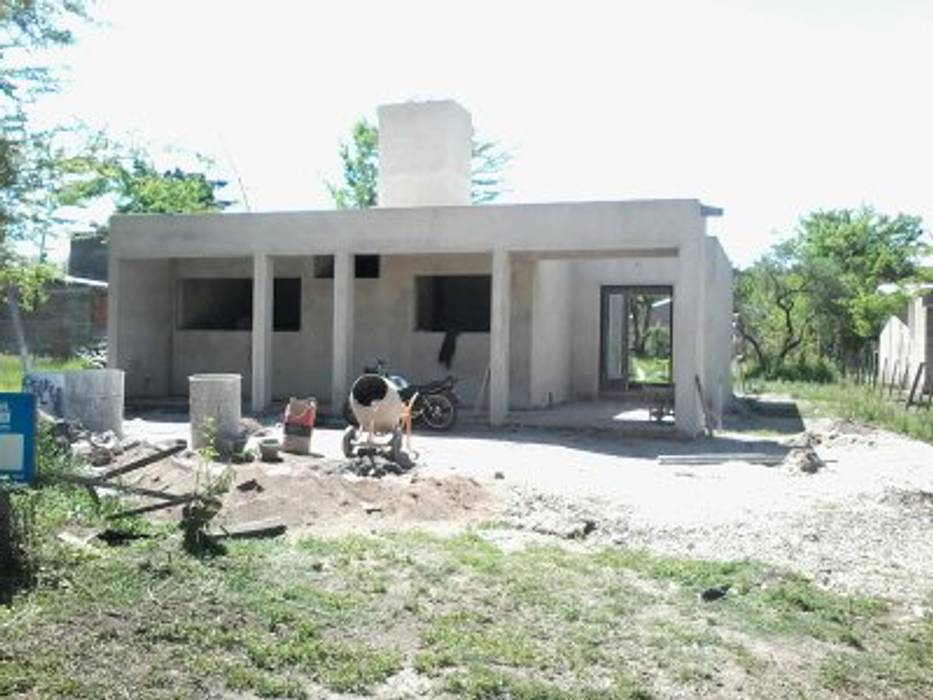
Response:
[419,392,457,431]
[342,426,358,458]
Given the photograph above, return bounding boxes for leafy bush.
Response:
[746,357,837,384]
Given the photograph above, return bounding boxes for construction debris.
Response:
[208,517,286,540]
[657,453,786,466]
[783,448,825,474]
[341,453,415,478]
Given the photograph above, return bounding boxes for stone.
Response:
[700,585,730,602]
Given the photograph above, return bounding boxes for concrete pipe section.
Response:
[66,369,125,436]
[189,373,242,450]
[23,368,125,437]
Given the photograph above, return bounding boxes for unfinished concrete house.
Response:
[107,100,733,436]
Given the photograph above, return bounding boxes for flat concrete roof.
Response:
[110,198,722,260]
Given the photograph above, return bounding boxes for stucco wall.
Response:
[529,260,573,406]
[377,100,473,207]
[117,259,174,397]
[879,316,913,384]
[701,237,734,423]
[568,257,679,399]
[118,253,535,408]
[879,295,931,391]
[347,253,532,409]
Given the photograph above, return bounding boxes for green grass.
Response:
[2,432,932,698]
[0,353,90,392]
[753,379,933,444]
[632,355,671,383]
[3,492,932,699]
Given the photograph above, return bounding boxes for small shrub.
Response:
[746,357,837,384]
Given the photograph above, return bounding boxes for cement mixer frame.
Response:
[342,373,417,461]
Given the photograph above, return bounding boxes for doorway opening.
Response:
[599,285,673,394]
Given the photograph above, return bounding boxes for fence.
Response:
[845,352,932,410]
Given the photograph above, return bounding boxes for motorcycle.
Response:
[343,359,460,431]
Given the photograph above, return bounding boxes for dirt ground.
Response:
[119,400,933,607]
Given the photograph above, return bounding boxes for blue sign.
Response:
[0,393,36,485]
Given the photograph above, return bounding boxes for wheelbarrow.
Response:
[341,374,417,461]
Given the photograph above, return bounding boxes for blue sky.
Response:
[36,0,933,267]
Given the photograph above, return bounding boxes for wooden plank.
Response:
[658,453,786,466]
[107,494,201,520]
[906,363,925,408]
[208,517,287,540]
[56,473,186,502]
[96,440,186,482]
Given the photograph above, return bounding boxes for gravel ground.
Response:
[125,409,933,607]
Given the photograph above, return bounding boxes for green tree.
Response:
[735,207,930,377]
[795,208,928,357]
[735,243,818,373]
[325,118,378,210]
[60,142,233,228]
[325,117,512,208]
[470,138,512,204]
[1,0,91,369]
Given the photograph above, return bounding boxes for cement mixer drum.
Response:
[348,374,405,434]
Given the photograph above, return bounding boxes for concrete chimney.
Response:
[377,100,472,207]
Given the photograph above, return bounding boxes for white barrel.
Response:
[64,369,125,437]
[189,373,241,450]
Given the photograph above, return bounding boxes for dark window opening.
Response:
[416,275,491,332]
[180,278,252,330]
[273,278,301,331]
[355,255,380,278]
[179,277,302,331]
[313,255,381,279]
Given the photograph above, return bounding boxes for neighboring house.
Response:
[0,276,107,357]
[69,235,109,282]
[107,100,733,436]
[878,289,933,392]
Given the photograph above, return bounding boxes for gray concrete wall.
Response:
[109,198,725,434]
[347,253,531,408]
[529,260,573,407]
[116,259,174,397]
[568,257,679,399]
[378,100,473,207]
[700,237,734,422]
[0,283,106,357]
[109,200,704,259]
[116,252,535,408]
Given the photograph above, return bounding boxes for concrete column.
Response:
[331,251,355,410]
[673,237,704,437]
[489,248,511,425]
[106,257,120,369]
[251,253,273,412]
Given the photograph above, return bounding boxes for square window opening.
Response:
[178,277,302,331]
[415,275,491,332]
[312,255,380,279]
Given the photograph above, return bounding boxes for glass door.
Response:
[600,285,674,393]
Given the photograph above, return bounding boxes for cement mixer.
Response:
[341,373,415,460]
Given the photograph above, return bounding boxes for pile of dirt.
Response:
[783,418,880,452]
[881,489,933,520]
[116,454,492,534]
[782,447,825,474]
